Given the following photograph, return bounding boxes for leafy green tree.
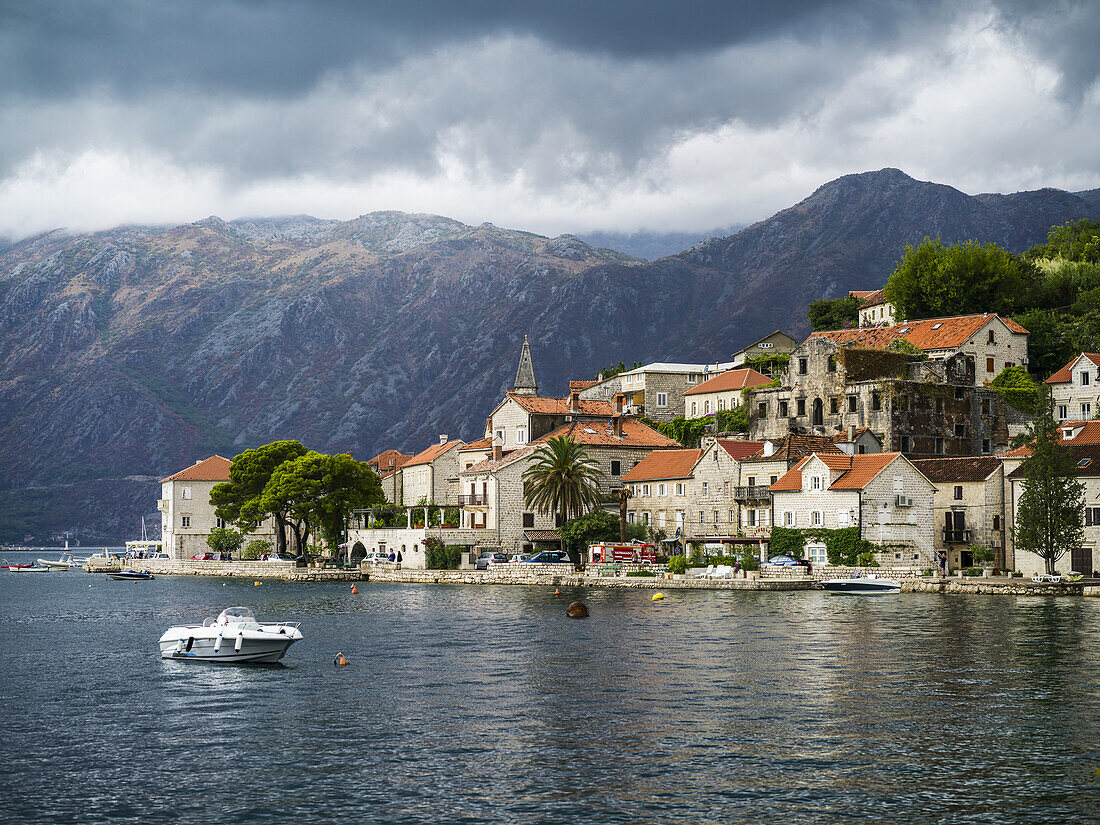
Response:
[206,527,243,557]
[211,440,307,555]
[715,405,750,433]
[259,451,384,552]
[767,526,805,558]
[1013,390,1085,575]
[1025,219,1100,263]
[884,237,1037,320]
[621,521,649,543]
[522,436,606,564]
[807,295,861,331]
[560,509,620,560]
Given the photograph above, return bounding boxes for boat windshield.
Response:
[217,606,257,624]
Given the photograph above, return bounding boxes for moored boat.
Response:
[8,564,51,573]
[159,606,303,664]
[37,554,76,570]
[822,573,902,594]
[108,569,154,581]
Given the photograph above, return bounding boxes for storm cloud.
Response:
[0,0,1097,239]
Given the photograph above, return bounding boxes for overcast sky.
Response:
[1,0,1098,239]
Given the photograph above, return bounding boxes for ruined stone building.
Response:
[748,336,1018,458]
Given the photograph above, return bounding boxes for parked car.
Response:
[767,555,800,566]
[509,553,530,563]
[475,552,509,570]
[522,550,570,564]
[190,552,215,560]
[261,552,297,562]
[364,552,391,566]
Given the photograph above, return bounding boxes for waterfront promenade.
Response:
[80,555,1100,595]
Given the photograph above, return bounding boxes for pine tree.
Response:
[1013,389,1085,575]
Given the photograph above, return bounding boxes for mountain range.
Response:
[1,168,1098,543]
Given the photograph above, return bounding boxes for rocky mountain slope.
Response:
[1,169,1097,542]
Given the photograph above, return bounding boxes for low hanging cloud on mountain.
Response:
[0,0,1097,239]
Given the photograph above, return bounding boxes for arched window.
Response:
[813,398,824,426]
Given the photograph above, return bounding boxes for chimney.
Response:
[612,414,622,438]
[613,393,624,414]
[493,441,502,461]
[763,440,776,458]
[439,434,448,445]
[569,390,580,413]
[848,425,856,442]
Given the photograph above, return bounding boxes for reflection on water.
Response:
[1,568,1098,824]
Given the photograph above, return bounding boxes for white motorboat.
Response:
[37,554,76,570]
[159,607,303,664]
[821,573,902,595]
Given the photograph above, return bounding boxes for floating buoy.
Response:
[554,589,560,595]
[351,585,359,594]
[652,593,665,601]
[334,652,349,667]
[254,581,261,586]
[566,601,588,619]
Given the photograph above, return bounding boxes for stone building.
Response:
[728,330,799,371]
[811,312,1029,383]
[1045,352,1100,421]
[399,436,465,506]
[857,288,896,327]
[159,455,276,559]
[748,336,1016,458]
[682,368,773,418]
[622,438,765,548]
[578,362,717,421]
[769,452,937,569]
[1007,443,1100,577]
[910,457,1006,572]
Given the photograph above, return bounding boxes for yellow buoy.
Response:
[652,592,665,601]
[254,581,261,586]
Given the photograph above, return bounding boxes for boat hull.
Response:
[108,570,154,580]
[822,578,901,595]
[158,627,300,663]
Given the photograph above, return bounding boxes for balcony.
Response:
[156,499,169,512]
[733,485,771,501]
[942,529,972,544]
[459,494,488,506]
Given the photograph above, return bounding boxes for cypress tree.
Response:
[1013,389,1085,575]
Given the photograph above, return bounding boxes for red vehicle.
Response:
[589,542,656,564]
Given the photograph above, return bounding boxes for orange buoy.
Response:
[334,652,349,667]
[351,585,359,594]
[554,589,560,595]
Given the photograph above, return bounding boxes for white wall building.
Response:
[1046,352,1100,421]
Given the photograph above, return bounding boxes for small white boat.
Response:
[159,607,303,664]
[9,565,51,573]
[37,554,76,570]
[822,573,902,595]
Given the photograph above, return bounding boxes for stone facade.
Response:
[749,337,1014,458]
[579,363,712,421]
[729,330,798,369]
[1047,353,1100,421]
[770,452,937,569]
[159,457,276,560]
[399,438,465,505]
[911,457,1006,572]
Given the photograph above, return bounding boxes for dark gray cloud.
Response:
[0,0,1096,239]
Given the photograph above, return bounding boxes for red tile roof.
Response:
[742,434,842,463]
[683,368,773,396]
[368,449,412,473]
[458,437,493,451]
[718,439,765,460]
[858,288,888,308]
[997,420,1100,459]
[402,440,462,468]
[504,392,614,416]
[769,452,903,492]
[910,456,1002,482]
[621,449,703,482]
[568,379,599,391]
[536,418,682,449]
[832,427,877,444]
[1046,353,1100,384]
[850,289,878,300]
[162,455,232,483]
[1007,444,1100,478]
[811,314,1028,352]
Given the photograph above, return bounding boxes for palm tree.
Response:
[522,436,606,563]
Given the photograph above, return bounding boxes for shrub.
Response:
[738,551,760,571]
[666,555,688,575]
[424,537,464,569]
[626,570,656,577]
[970,545,995,566]
[241,539,272,560]
[767,526,805,558]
